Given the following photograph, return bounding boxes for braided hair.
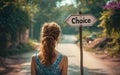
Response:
[40,22,61,66]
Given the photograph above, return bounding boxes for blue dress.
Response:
[35,53,63,75]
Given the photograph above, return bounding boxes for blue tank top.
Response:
[35,53,63,75]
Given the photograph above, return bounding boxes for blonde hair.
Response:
[40,22,61,66]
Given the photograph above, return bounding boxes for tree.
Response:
[0,0,31,49]
[31,0,63,40]
[76,0,107,31]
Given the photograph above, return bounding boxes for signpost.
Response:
[65,14,97,27]
[65,12,97,75]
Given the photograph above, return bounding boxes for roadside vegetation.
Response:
[0,39,37,57]
[76,1,120,56]
[97,1,120,56]
[0,0,37,57]
[79,1,120,56]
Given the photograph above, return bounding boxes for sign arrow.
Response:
[65,14,97,27]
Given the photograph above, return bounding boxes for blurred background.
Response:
[0,0,120,75]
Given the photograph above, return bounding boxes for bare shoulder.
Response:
[57,51,68,60]
[31,54,37,67]
[56,51,68,63]
[60,54,68,72]
[61,54,68,63]
[31,54,36,61]
[62,55,68,60]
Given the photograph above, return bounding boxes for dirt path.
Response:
[90,52,120,75]
[58,44,111,75]
[0,44,120,75]
[0,51,35,75]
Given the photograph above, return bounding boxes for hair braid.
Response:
[40,22,61,66]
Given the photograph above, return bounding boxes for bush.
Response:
[98,1,120,56]
[0,43,34,57]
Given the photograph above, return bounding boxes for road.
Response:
[2,34,112,75]
[58,34,110,75]
[58,44,110,75]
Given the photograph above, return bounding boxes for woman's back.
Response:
[35,53,63,75]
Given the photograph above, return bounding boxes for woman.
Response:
[31,22,68,75]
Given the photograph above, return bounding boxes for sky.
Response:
[56,0,79,7]
[60,0,75,5]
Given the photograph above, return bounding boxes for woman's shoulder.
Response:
[61,54,68,62]
[56,51,68,60]
[31,54,36,62]
[31,52,40,58]
[31,52,39,61]
[59,53,68,69]
[56,52,68,63]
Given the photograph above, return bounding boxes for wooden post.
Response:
[79,11,84,75]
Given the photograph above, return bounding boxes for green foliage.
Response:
[98,1,120,56]
[28,39,38,49]
[98,1,120,36]
[32,1,78,40]
[57,5,78,34]
[29,0,107,40]
[82,30,92,39]
[0,43,33,57]
[76,30,88,42]
[106,42,120,56]
[98,10,112,36]
[31,0,61,40]
[75,0,108,45]
[110,9,120,32]
[0,0,32,49]
[78,0,107,31]
[106,29,120,56]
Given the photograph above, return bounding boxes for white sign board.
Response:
[65,14,97,27]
